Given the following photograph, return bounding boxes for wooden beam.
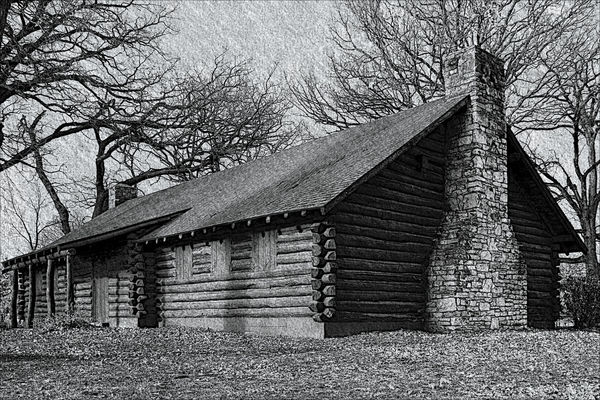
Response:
[66,255,74,314]
[10,270,18,328]
[46,259,56,317]
[27,264,36,328]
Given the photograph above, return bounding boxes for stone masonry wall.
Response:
[426,46,527,331]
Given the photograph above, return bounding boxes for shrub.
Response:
[562,277,600,329]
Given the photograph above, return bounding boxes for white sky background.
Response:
[0,1,339,260]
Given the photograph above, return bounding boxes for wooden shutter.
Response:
[252,230,276,271]
[175,245,193,280]
[211,238,231,277]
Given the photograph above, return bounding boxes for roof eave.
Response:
[1,210,186,272]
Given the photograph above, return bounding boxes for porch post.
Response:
[27,263,36,328]
[46,258,55,317]
[10,270,18,328]
[66,255,74,314]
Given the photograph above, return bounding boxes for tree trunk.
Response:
[582,216,599,280]
[93,188,109,218]
[32,147,71,234]
[92,150,109,217]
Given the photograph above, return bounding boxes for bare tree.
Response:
[518,23,600,279]
[290,0,593,131]
[0,0,175,173]
[2,1,300,231]
[79,55,298,218]
[0,169,61,251]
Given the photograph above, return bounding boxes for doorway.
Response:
[92,262,109,324]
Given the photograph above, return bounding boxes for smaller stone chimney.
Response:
[109,183,138,208]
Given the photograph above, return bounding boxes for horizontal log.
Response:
[527,275,556,285]
[163,265,309,285]
[528,298,557,308]
[391,154,444,176]
[272,263,312,273]
[378,165,444,192]
[160,295,312,311]
[337,269,423,283]
[333,212,439,239]
[337,280,423,293]
[368,175,443,203]
[108,288,129,296]
[276,252,312,265]
[277,242,312,255]
[336,289,426,303]
[341,259,424,274]
[528,283,559,293]
[74,282,92,290]
[338,195,443,222]
[525,262,554,275]
[337,246,427,263]
[158,285,311,302]
[157,275,310,293]
[162,307,311,319]
[336,224,434,245]
[335,311,424,323]
[528,290,558,299]
[338,235,432,255]
[156,269,175,278]
[193,266,211,274]
[518,250,552,262]
[109,304,132,312]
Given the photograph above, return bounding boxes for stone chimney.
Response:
[426,46,527,331]
[109,183,138,208]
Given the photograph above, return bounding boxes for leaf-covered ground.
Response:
[0,327,598,399]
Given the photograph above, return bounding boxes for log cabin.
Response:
[2,46,585,337]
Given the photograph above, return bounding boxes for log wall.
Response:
[17,262,68,325]
[329,127,447,329]
[71,243,136,327]
[155,225,314,325]
[508,169,560,328]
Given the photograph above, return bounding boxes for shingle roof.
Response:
[49,94,467,247]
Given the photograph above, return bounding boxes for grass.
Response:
[0,326,598,399]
